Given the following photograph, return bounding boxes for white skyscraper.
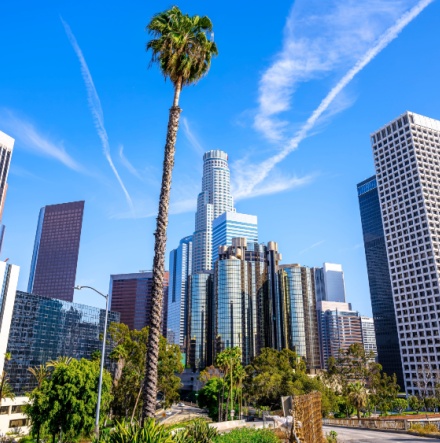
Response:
[0,131,14,253]
[192,150,235,272]
[314,263,346,303]
[372,111,440,395]
[360,316,378,360]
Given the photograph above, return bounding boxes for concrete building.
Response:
[0,131,14,253]
[28,201,85,302]
[314,263,346,303]
[109,271,168,335]
[360,316,378,360]
[192,150,235,273]
[370,111,440,395]
[357,175,404,386]
[212,212,258,264]
[168,236,193,349]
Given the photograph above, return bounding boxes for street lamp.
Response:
[74,285,109,440]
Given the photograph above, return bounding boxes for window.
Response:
[0,406,9,415]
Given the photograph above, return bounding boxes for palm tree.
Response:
[0,353,14,402]
[142,6,217,421]
[347,382,368,419]
[28,364,51,388]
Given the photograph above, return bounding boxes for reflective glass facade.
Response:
[0,131,14,254]
[5,291,120,395]
[357,175,404,387]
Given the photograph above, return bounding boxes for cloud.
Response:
[118,145,143,180]
[61,18,134,213]
[0,111,82,171]
[181,117,205,156]
[237,0,433,198]
[299,240,325,255]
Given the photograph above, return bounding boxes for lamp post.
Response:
[74,285,109,440]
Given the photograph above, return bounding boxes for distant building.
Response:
[168,236,193,349]
[5,290,120,395]
[279,264,321,371]
[212,212,258,264]
[314,263,346,303]
[28,201,85,302]
[109,271,169,335]
[360,316,378,359]
[0,131,14,253]
[317,301,363,368]
[357,175,403,386]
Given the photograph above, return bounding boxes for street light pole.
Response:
[74,285,109,440]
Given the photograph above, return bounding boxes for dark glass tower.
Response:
[357,176,404,388]
[28,201,85,302]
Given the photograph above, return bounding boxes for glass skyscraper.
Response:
[168,235,193,348]
[192,150,235,273]
[314,263,346,303]
[0,131,14,254]
[28,201,85,302]
[357,175,403,387]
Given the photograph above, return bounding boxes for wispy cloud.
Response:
[299,240,325,255]
[0,110,82,171]
[235,0,433,199]
[61,17,134,213]
[118,145,143,180]
[182,117,204,156]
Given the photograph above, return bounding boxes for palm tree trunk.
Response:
[141,79,182,421]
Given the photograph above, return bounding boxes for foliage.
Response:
[108,323,183,420]
[25,358,112,442]
[214,428,279,443]
[0,352,14,402]
[408,395,423,414]
[409,422,440,435]
[392,398,408,414]
[198,377,224,421]
[174,419,218,443]
[325,430,338,443]
[347,382,367,419]
[98,419,174,443]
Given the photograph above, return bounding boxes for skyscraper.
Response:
[357,175,403,386]
[28,201,85,302]
[110,271,169,335]
[360,316,378,360]
[192,150,235,273]
[314,263,346,302]
[0,131,14,253]
[371,111,440,395]
[212,212,258,264]
[168,236,193,348]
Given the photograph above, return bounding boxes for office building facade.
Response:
[212,212,258,264]
[110,271,169,335]
[357,175,404,385]
[371,111,440,395]
[28,201,85,302]
[0,132,14,253]
[5,291,120,394]
[360,316,378,360]
[192,150,235,273]
[168,236,193,348]
[314,263,346,303]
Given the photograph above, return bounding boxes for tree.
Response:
[142,6,218,420]
[198,377,224,421]
[347,382,367,419]
[25,358,112,443]
[408,395,422,414]
[392,398,408,414]
[0,353,14,402]
[28,364,51,388]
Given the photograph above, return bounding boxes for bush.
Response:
[214,428,279,443]
[409,422,440,435]
[174,419,218,443]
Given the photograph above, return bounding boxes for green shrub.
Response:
[174,419,218,443]
[214,428,278,443]
[410,422,440,435]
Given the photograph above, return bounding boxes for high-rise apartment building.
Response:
[0,131,14,253]
[360,316,378,360]
[109,271,169,335]
[279,264,321,371]
[192,150,235,273]
[371,111,440,395]
[212,212,258,264]
[357,175,404,386]
[314,263,346,303]
[168,236,193,348]
[28,201,85,302]
[317,301,363,368]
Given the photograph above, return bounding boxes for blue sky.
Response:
[1,0,439,314]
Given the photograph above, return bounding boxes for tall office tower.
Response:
[213,238,267,366]
[279,264,321,371]
[192,150,235,273]
[360,316,378,360]
[0,262,19,376]
[317,301,363,368]
[110,271,169,334]
[357,175,404,386]
[5,290,120,394]
[168,235,193,348]
[28,201,85,302]
[212,212,258,264]
[314,263,346,302]
[371,111,440,395]
[0,131,14,253]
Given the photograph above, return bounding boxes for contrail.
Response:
[61,18,134,213]
[239,0,433,198]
